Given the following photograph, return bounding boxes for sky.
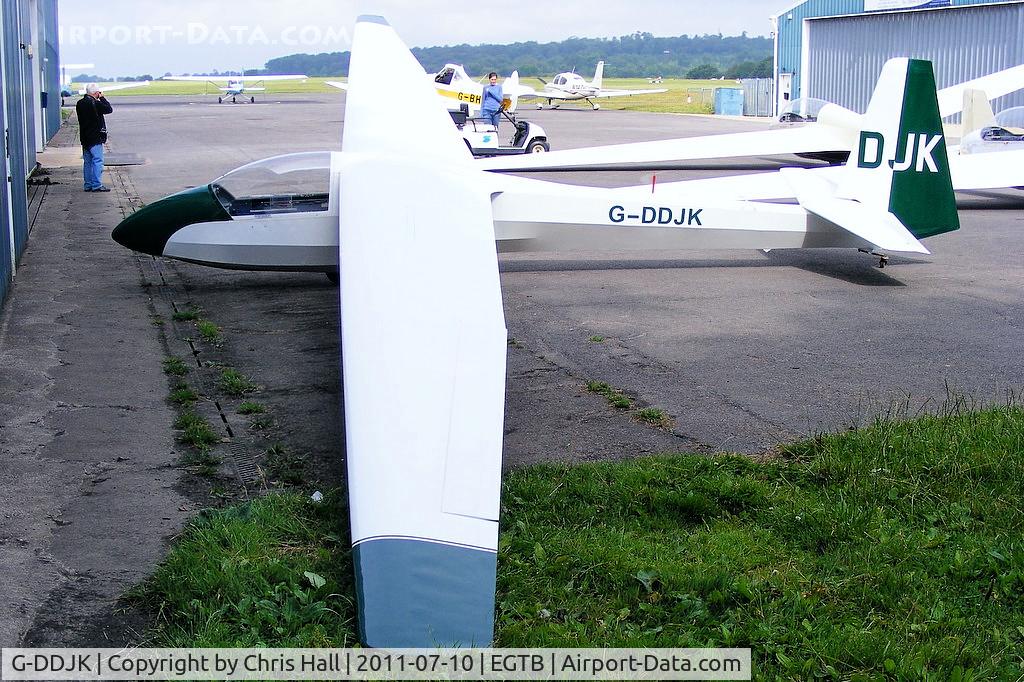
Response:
[58,0,784,76]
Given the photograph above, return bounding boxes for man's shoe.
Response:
[84,188,93,192]
[93,186,111,192]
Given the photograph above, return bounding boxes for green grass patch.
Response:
[131,492,356,646]
[172,308,201,322]
[265,444,309,486]
[162,356,189,377]
[173,411,220,450]
[586,380,633,410]
[588,335,605,343]
[168,383,199,407]
[238,402,266,415]
[635,407,672,428]
[196,319,222,345]
[139,404,1024,678]
[218,369,257,396]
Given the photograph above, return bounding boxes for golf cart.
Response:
[450,106,549,157]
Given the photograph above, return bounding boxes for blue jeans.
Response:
[481,109,501,128]
[83,144,104,190]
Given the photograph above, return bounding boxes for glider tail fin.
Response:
[960,87,996,138]
[591,61,605,89]
[839,58,959,241]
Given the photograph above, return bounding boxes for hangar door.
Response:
[804,2,1024,116]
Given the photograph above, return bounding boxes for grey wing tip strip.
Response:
[357,15,389,25]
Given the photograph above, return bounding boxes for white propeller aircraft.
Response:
[525,61,667,109]
[113,16,961,647]
[60,63,150,101]
[160,73,308,103]
[328,63,531,116]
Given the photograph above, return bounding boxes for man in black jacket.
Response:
[76,84,113,192]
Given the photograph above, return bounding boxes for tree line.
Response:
[263,32,773,79]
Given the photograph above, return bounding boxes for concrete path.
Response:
[0,122,192,646]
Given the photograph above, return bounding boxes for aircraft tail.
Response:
[591,61,605,89]
[505,70,521,112]
[960,88,995,138]
[783,59,958,253]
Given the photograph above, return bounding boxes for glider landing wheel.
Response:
[861,248,889,268]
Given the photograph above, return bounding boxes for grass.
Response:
[218,369,257,396]
[130,493,356,647]
[173,411,220,451]
[136,403,1024,678]
[587,380,633,410]
[265,443,310,486]
[87,76,742,115]
[172,308,201,322]
[162,356,189,377]
[168,382,199,407]
[238,402,266,415]
[588,335,606,343]
[195,319,222,345]
[636,407,672,428]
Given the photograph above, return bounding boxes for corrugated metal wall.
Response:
[806,2,1024,113]
[3,0,30,264]
[774,0,1024,113]
[42,0,60,141]
[0,0,53,308]
[774,0,862,107]
[0,2,15,303]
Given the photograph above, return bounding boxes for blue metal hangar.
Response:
[1,0,61,308]
[770,0,1024,115]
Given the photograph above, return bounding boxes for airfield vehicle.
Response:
[450,109,549,157]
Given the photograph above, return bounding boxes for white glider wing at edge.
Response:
[339,15,504,648]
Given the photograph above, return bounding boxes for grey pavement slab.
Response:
[0,123,191,646]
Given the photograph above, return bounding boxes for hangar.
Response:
[1,0,60,307]
[771,0,1024,115]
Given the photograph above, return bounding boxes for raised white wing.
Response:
[76,81,150,94]
[160,76,218,82]
[478,124,852,171]
[325,81,348,90]
[253,74,308,81]
[340,15,503,648]
[937,63,1024,117]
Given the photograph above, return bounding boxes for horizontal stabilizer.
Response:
[784,168,929,254]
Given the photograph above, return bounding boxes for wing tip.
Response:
[357,14,389,26]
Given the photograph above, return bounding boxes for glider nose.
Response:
[111,184,230,256]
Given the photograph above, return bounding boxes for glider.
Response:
[113,17,960,647]
[478,63,1024,177]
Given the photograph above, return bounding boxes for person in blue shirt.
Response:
[480,72,504,129]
